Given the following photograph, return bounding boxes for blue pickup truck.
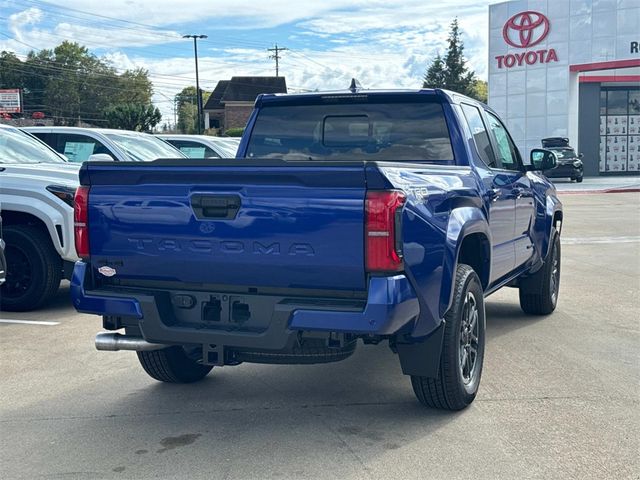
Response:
[71,88,562,410]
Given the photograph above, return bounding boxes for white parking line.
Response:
[0,319,60,326]
[562,236,640,245]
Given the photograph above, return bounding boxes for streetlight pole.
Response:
[183,34,207,134]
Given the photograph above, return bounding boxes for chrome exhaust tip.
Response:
[95,332,166,352]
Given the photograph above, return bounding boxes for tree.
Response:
[1,41,156,125]
[176,86,210,133]
[44,41,118,125]
[0,52,24,91]
[423,53,446,90]
[423,19,484,102]
[104,103,161,131]
[176,86,197,133]
[472,80,488,104]
[114,68,153,105]
[23,49,55,116]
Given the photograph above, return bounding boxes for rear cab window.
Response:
[246,97,454,163]
[460,103,495,168]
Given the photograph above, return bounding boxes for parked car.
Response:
[541,137,584,182]
[157,134,240,158]
[71,88,562,411]
[0,124,80,311]
[23,127,186,162]
[0,217,6,288]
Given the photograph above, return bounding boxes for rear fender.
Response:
[543,195,562,258]
[440,207,491,317]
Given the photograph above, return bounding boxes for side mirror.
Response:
[529,148,557,171]
[578,153,584,159]
[87,153,114,162]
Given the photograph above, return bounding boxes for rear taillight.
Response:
[74,186,90,259]
[365,190,406,273]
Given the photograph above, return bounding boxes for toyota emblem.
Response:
[503,11,550,49]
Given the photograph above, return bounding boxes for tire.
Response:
[576,176,583,183]
[519,231,561,315]
[136,346,212,383]
[1,225,62,311]
[236,338,357,364]
[411,264,485,410]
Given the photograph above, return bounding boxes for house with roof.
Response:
[203,76,287,132]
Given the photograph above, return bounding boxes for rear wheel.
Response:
[0,225,62,311]
[411,264,485,410]
[137,346,212,383]
[519,231,561,315]
[576,176,583,183]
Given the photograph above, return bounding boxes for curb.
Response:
[558,187,640,195]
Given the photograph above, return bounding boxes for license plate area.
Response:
[165,292,277,333]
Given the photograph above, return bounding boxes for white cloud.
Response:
[9,6,43,29]
[2,7,183,52]
[32,0,380,29]
[1,1,492,124]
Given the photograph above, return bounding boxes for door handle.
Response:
[487,188,501,202]
[191,194,241,220]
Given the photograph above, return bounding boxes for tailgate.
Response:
[84,160,367,292]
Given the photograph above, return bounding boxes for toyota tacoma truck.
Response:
[71,88,563,410]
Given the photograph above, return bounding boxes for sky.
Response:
[0,0,493,124]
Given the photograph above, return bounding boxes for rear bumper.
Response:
[71,262,420,349]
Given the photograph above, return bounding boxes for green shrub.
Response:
[224,128,245,137]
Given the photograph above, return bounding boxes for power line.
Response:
[15,0,181,34]
[267,44,288,77]
[0,33,270,92]
[287,49,342,76]
[4,0,271,50]
[0,30,277,87]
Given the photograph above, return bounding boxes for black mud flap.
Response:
[396,322,445,378]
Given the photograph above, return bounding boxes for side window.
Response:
[29,131,49,144]
[485,112,521,171]
[460,104,495,168]
[169,140,220,158]
[54,134,109,162]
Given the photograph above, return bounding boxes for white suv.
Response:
[0,125,80,311]
[24,127,185,162]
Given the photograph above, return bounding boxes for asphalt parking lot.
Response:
[1,192,639,480]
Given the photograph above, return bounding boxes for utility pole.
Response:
[173,95,177,131]
[183,34,208,134]
[268,44,288,77]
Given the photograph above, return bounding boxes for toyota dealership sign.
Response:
[495,11,558,69]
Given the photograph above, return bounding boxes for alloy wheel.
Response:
[459,291,479,385]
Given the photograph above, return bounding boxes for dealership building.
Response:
[488,0,640,175]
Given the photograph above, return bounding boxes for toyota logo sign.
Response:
[503,11,550,49]
[495,10,557,68]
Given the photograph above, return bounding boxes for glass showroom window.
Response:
[599,87,640,173]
